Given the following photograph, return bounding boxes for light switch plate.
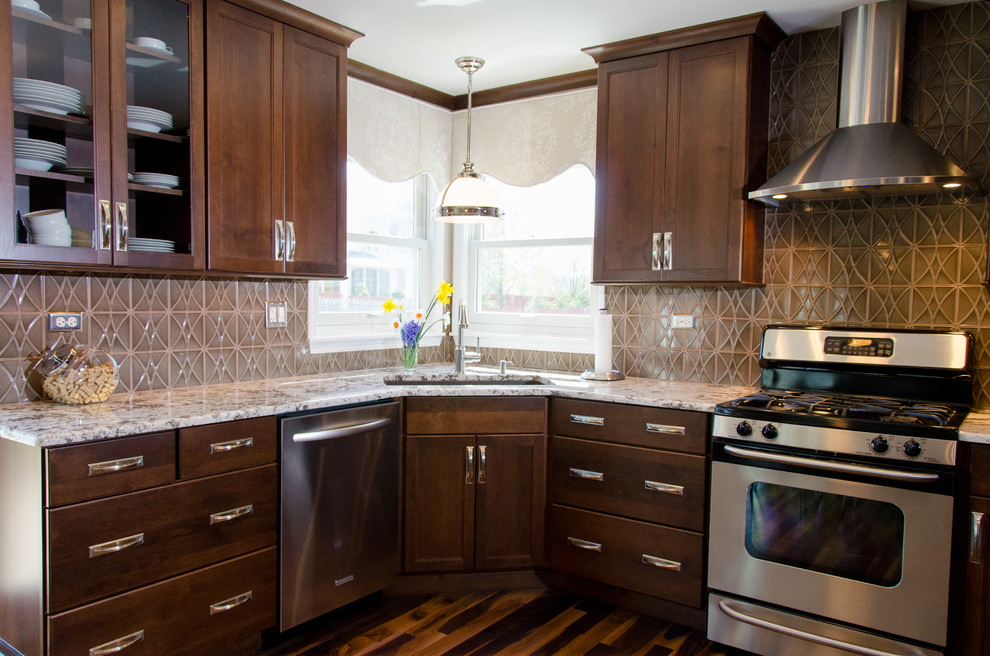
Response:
[672,314,695,329]
[266,302,287,328]
[48,312,83,331]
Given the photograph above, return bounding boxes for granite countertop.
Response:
[961,410,990,445]
[0,365,758,448]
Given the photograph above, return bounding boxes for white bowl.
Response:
[73,17,91,29]
[134,36,171,53]
[15,157,53,171]
[28,225,70,236]
[23,208,66,224]
[30,236,71,247]
[11,0,41,11]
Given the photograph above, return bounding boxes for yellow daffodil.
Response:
[382,298,397,313]
[437,281,453,304]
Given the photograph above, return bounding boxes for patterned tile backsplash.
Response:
[1,2,989,408]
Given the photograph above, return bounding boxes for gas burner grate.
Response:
[729,391,957,427]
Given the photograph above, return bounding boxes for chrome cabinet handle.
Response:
[651,232,662,270]
[972,511,985,564]
[274,219,285,260]
[642,554,681,570]
[88,455,144,476]
[210,437,254,454]
[646,423,685,435]
[717,599,911,656]
[209,591,253,615]
[645,480,684,495]
[292,418,392,442]
[286,220,296,261]
[568,468,604,482]
[569,414,604,426]
[478,445,487,484]
[662,232,673,270]
[89,629,144,656]
[99,200,112,250]
[567,537,602,552]
[723,445,941,482]
[115,202,128,251]
[465,446,475,484]
[210,504,253,525]
[89,533,144,558]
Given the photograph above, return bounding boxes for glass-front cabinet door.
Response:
[0,0,203,268]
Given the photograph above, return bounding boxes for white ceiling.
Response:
[288,0,966,95]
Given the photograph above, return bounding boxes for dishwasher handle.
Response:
[292,418,392,443]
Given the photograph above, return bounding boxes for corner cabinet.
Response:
[402,397,547,573]
[0,0,205,269]
[205,0,358,277]
[961,443,990,655]
[584,14,783,285]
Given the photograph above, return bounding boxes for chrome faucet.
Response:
[455,298,481,374]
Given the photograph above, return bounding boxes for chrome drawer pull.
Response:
[89,533,144,558]
[569,468,604,482]
[570,414,604,426]
[642,554,681,571]
[645,480,684,495]
[210,591,253,615]
[478,445,487,484]
[465,446,475,484]
[651,232,662,271]
[567,537,602,552]
[646,423,685,435]
[210,504,254,525]
[972,511,985,564]
[89,629,144,656]
[210,437,254,454]
[88,455,144,476]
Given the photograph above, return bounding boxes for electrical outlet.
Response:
[48,312,83,331]
[265,302,287,328]
[672,314,695,329]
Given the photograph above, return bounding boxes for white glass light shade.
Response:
[434,171,503,223]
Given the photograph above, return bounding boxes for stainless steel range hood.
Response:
[749,0,979,205]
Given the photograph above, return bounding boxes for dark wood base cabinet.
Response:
[548,399,710,611]
[403,397,548,573]
[962,443,990,655]
[0,417,278,656]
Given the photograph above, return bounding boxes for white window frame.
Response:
[308,169,445,354]
[452,171,601,354]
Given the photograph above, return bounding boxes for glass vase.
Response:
[402,343,418,371]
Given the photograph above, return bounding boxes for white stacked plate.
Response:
[126,105,173,133]
[13,78,84,115]
[129,237,175,253]
[22,208,71,246]
[132,172,179,188]
[14,137,67,171]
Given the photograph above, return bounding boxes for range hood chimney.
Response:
[749,0,979,205]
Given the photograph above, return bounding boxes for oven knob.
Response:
[762,424,779,440]
[870,436,889,453]
[903,440,922,458]
[736,421,753,437]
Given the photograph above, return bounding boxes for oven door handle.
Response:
[723,445,942,483]
[717,599,919,656]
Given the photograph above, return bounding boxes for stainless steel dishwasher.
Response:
[279,400,399,631]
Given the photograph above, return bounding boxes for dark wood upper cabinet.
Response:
[586,14,783,285]
[0,0,205,270]
[205,0,355,277]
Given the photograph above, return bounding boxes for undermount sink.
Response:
[383,372,552,386]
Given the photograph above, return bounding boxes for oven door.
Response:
[708,441,954,649]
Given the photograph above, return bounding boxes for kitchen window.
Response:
[454,164,600,352]
[308,160,442,353]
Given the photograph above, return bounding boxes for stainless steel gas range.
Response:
[707,325,972,656]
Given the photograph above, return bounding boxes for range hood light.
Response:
[943,182,962,189]
[772,194,788,200]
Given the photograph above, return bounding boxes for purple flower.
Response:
[400,321,422,348]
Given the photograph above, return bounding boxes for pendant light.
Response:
[435,56,503,223]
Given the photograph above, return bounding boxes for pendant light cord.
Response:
[464,67,474,170]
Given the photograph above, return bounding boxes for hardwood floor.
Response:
[261,590,749,656]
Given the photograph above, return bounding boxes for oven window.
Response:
[745,482,904,587]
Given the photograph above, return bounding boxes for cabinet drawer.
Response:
[46,432,176,507]
[551,436,706,531]
[47,464,277,613]
[548,504,704,608]
[406,397,546,435]
[552,398,708,454]
[48,547,276,656]
[178,417,277,478]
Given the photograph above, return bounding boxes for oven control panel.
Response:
[823,336,894,358]
[712,415,956,466]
